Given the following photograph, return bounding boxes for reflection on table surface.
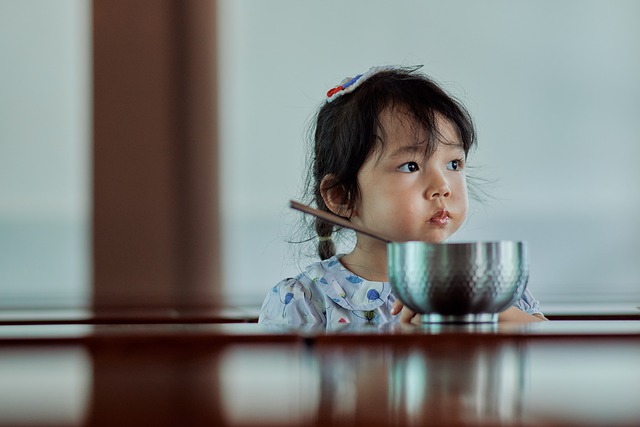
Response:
[0,303,636,325]
[2,319,640,341]
[0,321,639,426]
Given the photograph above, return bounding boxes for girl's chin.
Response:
[413,230,456,244]
[375,226,459,244]
[391,236,450,244]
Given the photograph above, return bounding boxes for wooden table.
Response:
[1,320,639,426]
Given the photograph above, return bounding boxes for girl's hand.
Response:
[392,301,547,324]
[498,306,547,322]
[391,300,420,324]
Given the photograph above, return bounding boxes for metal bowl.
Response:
[387,241,529,323]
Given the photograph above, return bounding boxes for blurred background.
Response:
[0,0,90,307]
[1,0,639,312]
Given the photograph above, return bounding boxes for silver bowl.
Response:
[388,241,529,323]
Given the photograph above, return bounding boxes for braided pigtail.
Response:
[314,197,336,260]
[315,219,335,260]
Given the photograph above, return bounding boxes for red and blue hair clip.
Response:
[326,74,364,99]
[325,65,423,102]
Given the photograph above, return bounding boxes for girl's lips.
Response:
[429,210,450,227]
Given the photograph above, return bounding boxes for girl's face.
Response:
[350,107,468,244]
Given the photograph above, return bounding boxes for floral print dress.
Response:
[258,254,542,326]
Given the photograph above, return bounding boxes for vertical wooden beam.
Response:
[92,0,219,310]
[176,0,220,309]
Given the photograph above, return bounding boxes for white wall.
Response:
[218,0,640,307]
[0,1,90,307]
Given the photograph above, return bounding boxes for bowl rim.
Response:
[387,240,527,247]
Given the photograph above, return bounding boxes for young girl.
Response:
[259,65,546,325]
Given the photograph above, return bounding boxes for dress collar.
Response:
[304,255,393,311]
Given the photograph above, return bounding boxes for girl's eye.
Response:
[398,162,420,173]
[447,159,464,171]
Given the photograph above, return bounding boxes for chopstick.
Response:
[289,200,392,243]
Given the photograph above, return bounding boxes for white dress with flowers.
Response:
[258,254,542,325]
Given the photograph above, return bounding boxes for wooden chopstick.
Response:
[289,200,392,243]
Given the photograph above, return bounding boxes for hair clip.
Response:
[326,65,423,102]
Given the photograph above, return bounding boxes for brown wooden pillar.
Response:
[92,0,219,310]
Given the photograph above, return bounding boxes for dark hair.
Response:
[305,67,477,259]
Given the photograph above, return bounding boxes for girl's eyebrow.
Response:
[388,140,464,159]
[441,140,465,151]
[388,142,425,159]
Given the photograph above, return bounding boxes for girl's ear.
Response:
[320,174,352,218]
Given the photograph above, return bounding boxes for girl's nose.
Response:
[425,171,451,199]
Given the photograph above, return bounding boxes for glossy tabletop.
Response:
[1,320,639,426]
